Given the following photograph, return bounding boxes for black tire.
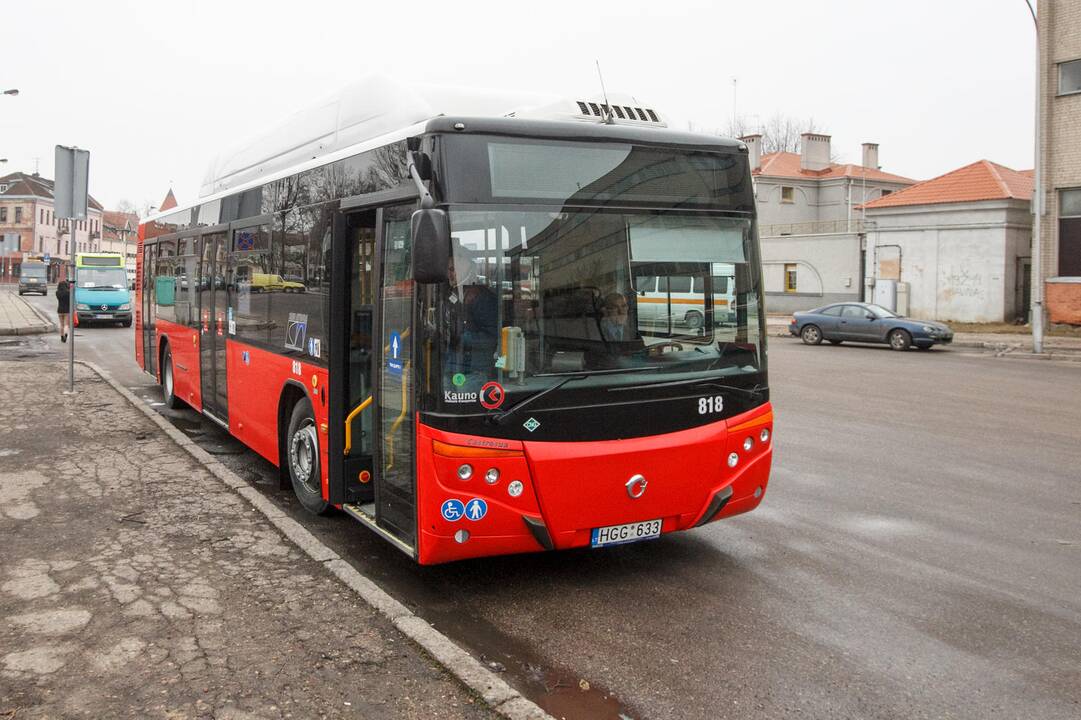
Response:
[828,339,843,345]
[122,318,132,328]
[286,398,331,515]
[162,345,183,409]
[888,328,912,351]
[684,310,704,329]
[801,324,823,345]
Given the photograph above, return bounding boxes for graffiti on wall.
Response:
[941,266,985,301]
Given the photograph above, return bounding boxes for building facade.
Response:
[1038,0,1081,325]
[746,133,916,313]
[863,161,1034,323]
[0,172,105,281]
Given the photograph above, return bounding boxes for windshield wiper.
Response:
[607,377,767,400]
[489,365,663,425]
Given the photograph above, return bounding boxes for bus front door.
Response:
[328,201,417,555]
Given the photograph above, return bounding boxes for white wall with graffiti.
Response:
[864,200,1032,322]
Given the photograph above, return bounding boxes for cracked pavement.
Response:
[0,361,497,719]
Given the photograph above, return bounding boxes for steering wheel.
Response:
[646,341,684,357]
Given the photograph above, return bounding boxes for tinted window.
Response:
[232,225,271,344]
[819,305,843,317]
[668,276,692,293]
[154,240,177,323]
[266,204,331,361]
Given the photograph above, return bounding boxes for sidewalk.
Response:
[0,287,54,336]
[765,315,1081,360]
[0,360,528,719]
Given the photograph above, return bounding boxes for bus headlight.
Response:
[76,303,90,310]
[727,452,739,467]
[743,437,754,452]
[507,480,524,497]
[485,468,500,484]
[760,428,770,444]
[456,464,473,481]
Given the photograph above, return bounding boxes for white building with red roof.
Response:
[748,133,916,313]
[861,160,1034,323]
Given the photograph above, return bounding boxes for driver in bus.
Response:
[444,244,499,385]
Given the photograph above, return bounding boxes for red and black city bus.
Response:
[135,87,773,564]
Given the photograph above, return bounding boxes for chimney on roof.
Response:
[800,133,831,172]
[862,142,879,169]
[741,134,762,171]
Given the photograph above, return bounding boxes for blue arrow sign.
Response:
[387,331,403,378]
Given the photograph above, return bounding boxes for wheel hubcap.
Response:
[290,421,319,492]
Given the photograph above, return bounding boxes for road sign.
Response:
[54,145,90,220]
[43,253,50,263]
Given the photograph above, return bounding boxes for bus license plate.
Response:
[591,519,662,548]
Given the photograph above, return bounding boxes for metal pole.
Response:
[1026,0,1044,353]
[68,163,76,394]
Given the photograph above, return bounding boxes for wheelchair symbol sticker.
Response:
[440,499,465,522]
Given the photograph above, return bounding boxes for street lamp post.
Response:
[1025,0,1044,353]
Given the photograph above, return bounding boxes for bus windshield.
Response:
[433,208,763,411]
[77,267,127,289]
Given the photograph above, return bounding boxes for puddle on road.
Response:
[421,606,635,720]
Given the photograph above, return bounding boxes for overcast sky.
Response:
[1,0,1037,212]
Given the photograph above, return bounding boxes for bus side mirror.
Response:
[412,208,450,284]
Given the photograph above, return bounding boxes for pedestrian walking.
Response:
[56,276,71,342]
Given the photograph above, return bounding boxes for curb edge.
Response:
[74,359,553,720]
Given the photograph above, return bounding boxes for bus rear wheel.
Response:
[287,397,331,515]
[162,345,183,409]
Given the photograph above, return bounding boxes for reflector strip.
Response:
[433,440,523,458]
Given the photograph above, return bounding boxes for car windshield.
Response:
[868,304,898,318]
[428,208,763,412]
[77,268,126,289]
[21,266,46,279]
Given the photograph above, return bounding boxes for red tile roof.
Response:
[159,188,178,211]
[0,171,104,210]
[753,152,915,184]
[861,160,1034,209]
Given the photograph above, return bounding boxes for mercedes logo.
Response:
[625,474,647,499]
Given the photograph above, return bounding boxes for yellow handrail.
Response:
[343,396,373,456]
[386,361,410,470]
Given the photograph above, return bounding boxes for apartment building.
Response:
[1037,0,1081,325]
[0,171,105,280]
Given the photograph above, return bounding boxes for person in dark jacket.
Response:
[56,277,71,343]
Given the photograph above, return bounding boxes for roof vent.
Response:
[574,99,664,125]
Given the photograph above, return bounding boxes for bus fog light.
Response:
[485,468,500,484]
[507,480,524,497]
[743,436,754,452]
[454,529,470,543]
[727,452,739,468]
[754,486,763,498]
[760,428,770,443]
[457,464,473,481]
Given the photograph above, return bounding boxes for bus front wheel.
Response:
[286,397,331,515]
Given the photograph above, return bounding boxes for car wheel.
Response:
[287,397,331,515]
[828,339,843,345]
[889,329,912,351]
[162,345,183,409]
[801,324,823,345]
[684,310,703,329]
[122,318,132,328]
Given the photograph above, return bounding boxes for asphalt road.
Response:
[12,289,1081,720]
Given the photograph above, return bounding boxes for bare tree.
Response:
[723,113,833,156]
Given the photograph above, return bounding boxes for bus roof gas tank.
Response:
[199,76,666,198]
